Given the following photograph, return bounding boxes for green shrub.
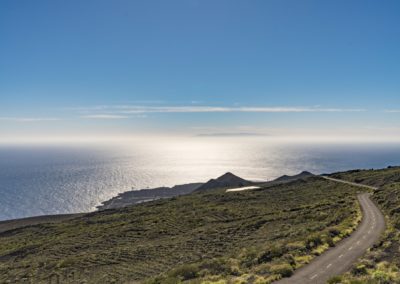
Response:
[281,254,296,266]
[351,264,367,275]
[325,235,335,247]
[372,270,392,283]
[257,246,285,263]
[145,276,181,284]
[239,247,259,268]
[168,264,200,280]
[305,235,323,249]
[328,228,341,237]
[327,275,342,284]
[270,263,294,278]
[199,258,231,275]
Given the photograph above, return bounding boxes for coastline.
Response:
[0,171,314,233]
[96,182,203,210]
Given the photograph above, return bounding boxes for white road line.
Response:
[348,246,353,251]
[310,274,318,280]
[356,241,360,245]
[327,263,332,269]
[339,254,344,258]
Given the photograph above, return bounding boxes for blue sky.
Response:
[1,0,400,140]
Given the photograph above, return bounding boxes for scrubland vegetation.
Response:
[329,166,400,284]
[0,177,361,283]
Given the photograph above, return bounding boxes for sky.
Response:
[1,0,400,141]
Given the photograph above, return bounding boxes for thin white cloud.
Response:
[0,117,60,122]
[91,105,366,114]
[81,114,130,119]
[385,110,400,113]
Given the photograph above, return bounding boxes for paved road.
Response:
[322,176,378,191]
[275,178,385,284]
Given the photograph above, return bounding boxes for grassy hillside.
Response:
[328,167,400,284]
[0,177,361,284]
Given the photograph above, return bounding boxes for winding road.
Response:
[275,177,385,284]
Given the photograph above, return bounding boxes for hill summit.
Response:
[195,172,253,191]
[273,171,314,183]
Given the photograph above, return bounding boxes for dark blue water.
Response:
[1,139,399,221]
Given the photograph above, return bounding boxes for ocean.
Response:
[1,137,399,221]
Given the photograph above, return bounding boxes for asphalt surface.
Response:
[275,178,385,284]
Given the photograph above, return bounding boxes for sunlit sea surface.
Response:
[1,138,400,221]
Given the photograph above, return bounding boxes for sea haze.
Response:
[0,138,399,221]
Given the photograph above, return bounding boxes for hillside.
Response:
[98,172,316,211]
[0,176,361,283]
[272,171,314,184]
[98,173,255,210]
[97,183,203,210]
[195,172,253,192]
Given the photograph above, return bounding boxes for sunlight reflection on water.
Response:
[0,137,399,220]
